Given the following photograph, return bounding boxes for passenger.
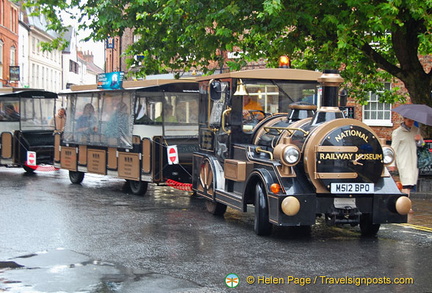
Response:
[51,108,66,133]
[76,103,98,135]
[105,101,129,139]
[389,116,424,211]
[3,104,20,121]
[242,95,264,120]
[155,104,177,122]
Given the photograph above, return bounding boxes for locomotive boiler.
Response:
[192,68,411,236]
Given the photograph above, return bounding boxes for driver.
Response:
[242,95,264,120]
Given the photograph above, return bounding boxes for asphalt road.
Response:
[0,168,431,293]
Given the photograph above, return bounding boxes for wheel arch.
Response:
[244,168,275,209]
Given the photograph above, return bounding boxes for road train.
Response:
[0,68,412,236]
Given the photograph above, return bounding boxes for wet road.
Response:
[0,168,431,292]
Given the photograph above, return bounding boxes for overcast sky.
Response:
[61,9,105,69]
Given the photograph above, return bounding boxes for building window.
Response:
[10,46,16,65]
[0,40,3,79]
[363,83,392,127]
[69,60,79,74]
[10,6,17,33]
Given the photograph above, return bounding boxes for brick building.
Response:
[0,0,19,88]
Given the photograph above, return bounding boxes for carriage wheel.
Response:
[128,180,148,196]
[69,171,85,184]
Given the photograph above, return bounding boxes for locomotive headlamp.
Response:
[382,146,395,165]
[282,145,301,166]
[274,143,301,167]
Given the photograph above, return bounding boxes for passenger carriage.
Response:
[55,79,200,195]
[0,89,57,172]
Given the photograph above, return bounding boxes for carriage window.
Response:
[134,92,199,125]
[0,99,20,121]
[63,92,134,148]
[20,98,55,130]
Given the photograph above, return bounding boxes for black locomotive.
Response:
[193,68,411,236]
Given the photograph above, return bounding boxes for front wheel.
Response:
[69,171,85,184]
[359,214,380,236]
[128,180,148,196]
[254,181,273,236]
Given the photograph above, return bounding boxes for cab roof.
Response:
[195,68,322,82]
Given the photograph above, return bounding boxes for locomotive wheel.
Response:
[359,214,380,236]
[199,159,214,196]
[254,181,273,236]
[69,171,85,184]
[128,180,148,196]
[206,200,227,216]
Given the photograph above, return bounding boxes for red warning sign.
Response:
[27,151,37,166]
[167,145,179,165]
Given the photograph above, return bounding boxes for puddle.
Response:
[0,249,205,293]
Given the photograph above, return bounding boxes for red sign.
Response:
[27,151,36,166]
[167,146,179,165]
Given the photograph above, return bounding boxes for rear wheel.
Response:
[128,180,148,196]
[254,181,272,236]
[69,171,85,184]
[206,200,227,216]
[359,214,380,236]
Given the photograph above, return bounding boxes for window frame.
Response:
[362,83,393,127]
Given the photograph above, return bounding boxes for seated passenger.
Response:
[105,101,129,139]
[3,104,20,121]
[76,103,98,135]
[155,104,177,123]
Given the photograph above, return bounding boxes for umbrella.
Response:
[392,104,432,126]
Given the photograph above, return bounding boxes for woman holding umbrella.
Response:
[389,115,424,207]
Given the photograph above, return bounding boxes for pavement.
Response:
[406,176,432,229]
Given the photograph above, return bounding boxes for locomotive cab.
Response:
[193,68,411,236]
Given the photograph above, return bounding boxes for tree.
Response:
[20,0,431,105]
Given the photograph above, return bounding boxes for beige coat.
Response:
[391,124,421,186]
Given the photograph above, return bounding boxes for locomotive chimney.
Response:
[311,69,345,125]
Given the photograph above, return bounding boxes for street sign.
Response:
[167,145,179,165]
[27,151,36,166]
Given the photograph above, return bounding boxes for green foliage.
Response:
[20,0,432,105]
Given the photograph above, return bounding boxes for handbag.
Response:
[417,146,432,169]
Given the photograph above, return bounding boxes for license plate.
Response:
[330,183,374,194]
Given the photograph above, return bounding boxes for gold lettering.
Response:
[319,153,381,161]
[334,129,369,143]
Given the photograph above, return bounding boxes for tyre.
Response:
[359,214,380,236]
[69,171,85,184]
[206,200,227,216]
[23,165,35,174]
[254,181,272,236]
[128,180,148,196]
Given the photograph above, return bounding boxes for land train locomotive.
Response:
[192,69,412,236]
